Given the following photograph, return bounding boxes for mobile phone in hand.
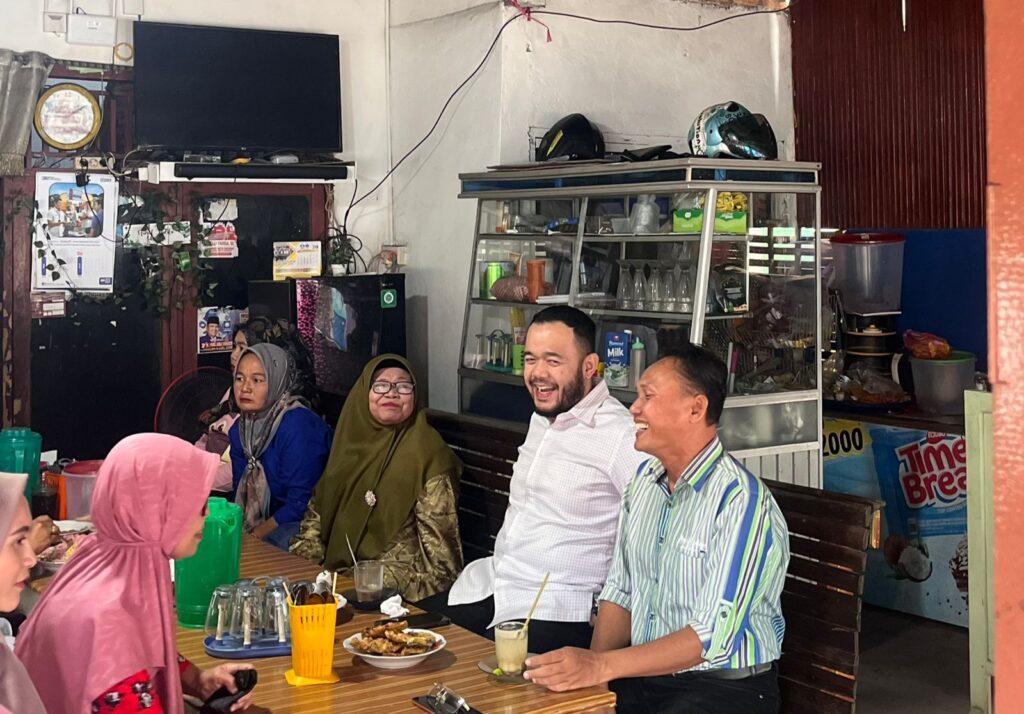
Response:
[375,612,451,629]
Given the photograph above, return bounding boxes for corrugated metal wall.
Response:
[790,0,985,229]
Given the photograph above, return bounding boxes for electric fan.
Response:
[153,367,234,444]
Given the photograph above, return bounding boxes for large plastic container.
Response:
[174,497,242,628]
[0,428,43,500]
[910,351,976,415]
[61,459,103,519]
[831,232,905,315]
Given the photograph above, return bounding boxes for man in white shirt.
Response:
[417,306,647,653]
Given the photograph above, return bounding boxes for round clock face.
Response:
[34,84,101,151]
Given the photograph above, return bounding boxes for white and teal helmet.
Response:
[688,101,778,160]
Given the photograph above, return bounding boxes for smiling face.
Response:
[630,358,710,459]
[230,331,249,371]
[206,322,219,338]
[523,321,598,419]
[0,499,37,611]
[234,352,269,413]
[368,366,416,426]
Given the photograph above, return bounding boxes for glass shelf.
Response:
[478,232,576,242]
[470,298,545,309]
[581,233,750,243]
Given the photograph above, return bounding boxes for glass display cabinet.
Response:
[457,158,823,484]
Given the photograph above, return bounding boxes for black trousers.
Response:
[609,664,780,714]
[415,590,593,654]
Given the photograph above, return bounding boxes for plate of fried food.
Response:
[342,619,446,670]
[38,528,92,573]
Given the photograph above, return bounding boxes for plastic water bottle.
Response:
[630,336,647,388]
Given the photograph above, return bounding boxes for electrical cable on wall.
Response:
[343,0,802,225]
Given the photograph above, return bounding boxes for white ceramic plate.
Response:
[55,520,92,534]
[343,628,446,670]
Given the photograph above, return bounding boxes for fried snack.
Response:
[360,619,408,639]
[351,624,439,657]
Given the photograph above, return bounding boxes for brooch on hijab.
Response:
[364,490,377,508]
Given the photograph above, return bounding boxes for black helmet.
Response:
[688,101,778,160]
[535,113,605,162]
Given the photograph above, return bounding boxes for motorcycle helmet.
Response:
[535,113,605,162]
[688,101,778,160]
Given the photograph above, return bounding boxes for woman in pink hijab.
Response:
[16,433,255,714]
[0,471,46,714]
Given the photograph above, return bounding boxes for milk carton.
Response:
[604,331,630,388]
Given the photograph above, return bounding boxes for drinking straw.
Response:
[520,572,550,638]
[346,533,358,566]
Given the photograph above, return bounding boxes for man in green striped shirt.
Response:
[525,345,789,713]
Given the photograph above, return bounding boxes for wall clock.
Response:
[34,83,102,151]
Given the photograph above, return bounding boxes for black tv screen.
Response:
[133,22,341,152]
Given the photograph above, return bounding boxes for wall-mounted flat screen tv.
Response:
[133,21,342,152]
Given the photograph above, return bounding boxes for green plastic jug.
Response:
[174,497,242,628]
[0,428,43,500]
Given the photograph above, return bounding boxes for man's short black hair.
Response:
[658,344,727,425]
[528,306,596,357]
[206,315,220,326]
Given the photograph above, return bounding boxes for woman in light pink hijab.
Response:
[0,471,46,714]
[16,433,255,714]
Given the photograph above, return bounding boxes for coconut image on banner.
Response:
[823,420,968,627]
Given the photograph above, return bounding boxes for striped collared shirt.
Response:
[599,436,789,671]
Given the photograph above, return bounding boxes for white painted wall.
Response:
[388,1,503,409]
[498,0,795,162]
[389,0,794,411]
[0,0,392,252]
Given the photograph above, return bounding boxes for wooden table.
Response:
[172,538,614,713]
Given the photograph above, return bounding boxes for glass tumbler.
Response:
[205,585,234,642]
[229,583,262,647]
[265,580,291,644]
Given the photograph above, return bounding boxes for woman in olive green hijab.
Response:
[290,354,463,601]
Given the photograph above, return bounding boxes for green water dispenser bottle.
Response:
[174,497,242,628]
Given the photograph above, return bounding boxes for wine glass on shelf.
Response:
[631,263,648,311]
[660,264,678,313]
[675,266,694,313]
[616,263,633,309]
[648,265,664,311]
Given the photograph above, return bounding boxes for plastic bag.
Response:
[903,330,951,359]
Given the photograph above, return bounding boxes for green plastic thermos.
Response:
[0,428,43,501]
[174,497,242,628]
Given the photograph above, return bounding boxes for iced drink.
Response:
[354,560,384,602]
[495,620,528,675]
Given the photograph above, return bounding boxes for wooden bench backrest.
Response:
[426,409,874,714]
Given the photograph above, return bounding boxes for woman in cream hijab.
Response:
[0,472,46,714]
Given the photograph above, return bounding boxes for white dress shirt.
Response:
[449,380,648,626]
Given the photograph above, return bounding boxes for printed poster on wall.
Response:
[33,172,117,292]
[200,222,239,259]
[823,418,968,627]
[272,241,322,280]
[197,306,246,354]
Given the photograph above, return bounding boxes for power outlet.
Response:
[382,244,409,265]
[77,156,108,171]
